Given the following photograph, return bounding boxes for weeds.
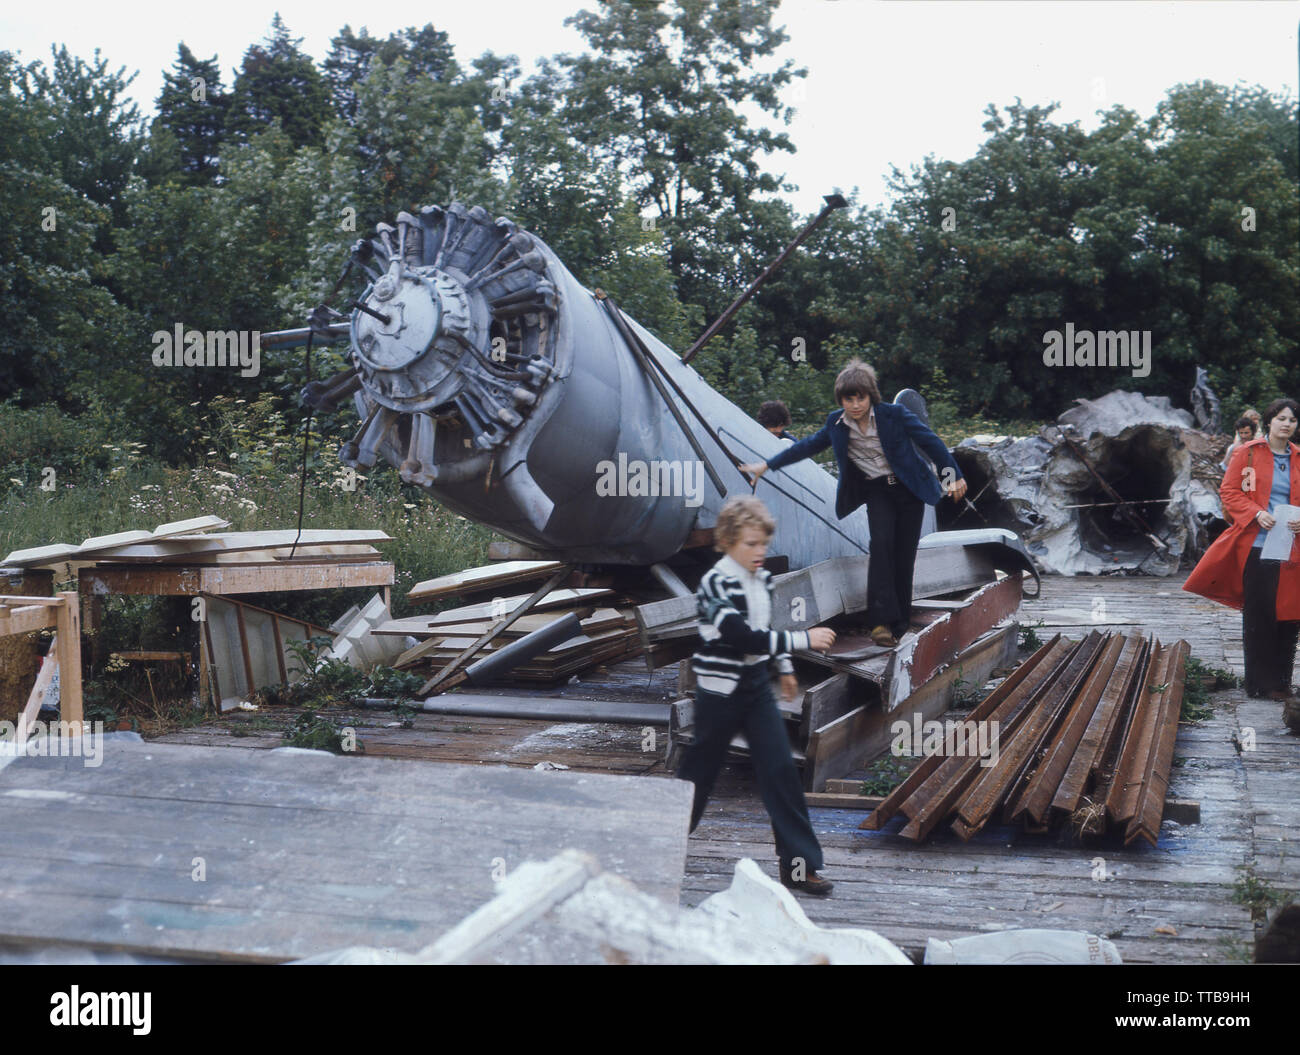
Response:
[282,711,358,754]
[1181,656,1233,722]
[1018,618,1046,652]
[1232,868,1285,921]
[858,756,914,796]
[950,665,983,708]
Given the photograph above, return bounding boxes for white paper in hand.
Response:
[1261,504,1300,561]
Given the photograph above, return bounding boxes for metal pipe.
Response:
[259,323,351,350]
[681,192,848,365]
[463,611,587,685]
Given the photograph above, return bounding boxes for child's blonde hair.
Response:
[714,495,776,551]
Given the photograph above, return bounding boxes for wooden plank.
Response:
[0,741,693,962]
[87,529,390,561]
[0,604,60,636]
[19,638,57,739]
[422,566,575,694]
[270,616,288,684]
[201,612,223,705]
[109,651,188,662]
[150,515,229,536]
[413,695,672,726]
[420,589,615,621]
[96,544,383,565]
[375,608,627,639]
[0,517,232,567]
[52,592,82,729]
[804,792,885,810]
[407,560,567,604]
[79,529,154,550]
[234,603,256,701]
[79,561,394,597]
[1,543,83,567]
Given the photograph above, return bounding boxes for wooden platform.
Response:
[680,576,1290,964]
[0,741,691,962]
[140,576,1298,964]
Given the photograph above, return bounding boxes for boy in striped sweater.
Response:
[678,496,838,896]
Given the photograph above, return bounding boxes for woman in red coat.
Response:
[1184,398,1300,724]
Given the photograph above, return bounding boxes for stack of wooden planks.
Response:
[391,561,661,687]
[861,630,1190,847]
[389,605,644,684]
[1,516,394,570]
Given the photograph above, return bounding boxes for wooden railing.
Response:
[0,592,83,737]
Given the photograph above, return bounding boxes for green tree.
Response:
[851,85,1298,421]
[153,44,227,184]
[552,0,806,318]
[323,23,456,123]
[0,50,138,406]
[227,14,331,149]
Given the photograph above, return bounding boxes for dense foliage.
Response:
[2,4,1295,497]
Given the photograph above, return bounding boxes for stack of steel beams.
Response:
[861,630,1190,846]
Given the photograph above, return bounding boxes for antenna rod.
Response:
[681,192,848,365]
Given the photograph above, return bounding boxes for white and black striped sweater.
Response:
[691,559,812,697]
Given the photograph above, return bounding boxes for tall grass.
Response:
[0,394,498,619]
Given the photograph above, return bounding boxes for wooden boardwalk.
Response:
[144,576,1296,964]
[681,576,1289,963]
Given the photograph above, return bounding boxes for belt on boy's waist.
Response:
[866,472,898,486]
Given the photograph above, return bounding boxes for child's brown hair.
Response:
[834,358,882,406]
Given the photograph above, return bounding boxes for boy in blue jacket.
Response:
[741,359,967,648]
[679,495,838,895]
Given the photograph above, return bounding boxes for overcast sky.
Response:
[4,1,1297,214]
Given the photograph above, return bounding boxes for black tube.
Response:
[463,613,586,685]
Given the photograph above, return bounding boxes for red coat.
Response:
[1183,438,1300,618]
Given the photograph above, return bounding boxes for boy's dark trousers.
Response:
[677,664,824,873]
[861,472,926,636]
[1242,549,1300,696]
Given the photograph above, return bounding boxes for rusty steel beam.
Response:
[890,574,1023,706]
[1008,632,1124,826]
[859,632,1061,831]
[897,637,1081,841]
[1126,640,1190,847]
[1106,642,1173,824]
[897,634,1078,825]
[995,632,1112,828]
[1092,635,1152,783]
[898,636,1077,830]
[1051,633,1145,814]
[951,632,1107,838]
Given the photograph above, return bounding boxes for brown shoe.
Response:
[780,864,834,896]
[870,625,898,648]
